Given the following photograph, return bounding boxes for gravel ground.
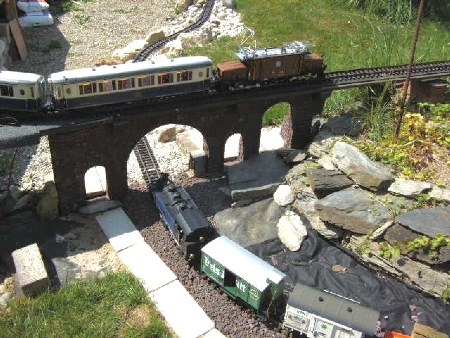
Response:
[10,0,177,74]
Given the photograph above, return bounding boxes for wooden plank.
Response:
[9,19,27,60]
[412,323,449,338]
[5,0,19,20]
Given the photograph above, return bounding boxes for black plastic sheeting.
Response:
[247,228,450,336]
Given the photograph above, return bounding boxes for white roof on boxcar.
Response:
[287,283,380,335]
[0,70,44,85]
[48,56,213,84]
[201,236,286,291]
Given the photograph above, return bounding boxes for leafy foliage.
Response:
[403,234,450,260]
[356,103,450,183]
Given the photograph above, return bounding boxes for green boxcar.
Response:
[201,236,286,313]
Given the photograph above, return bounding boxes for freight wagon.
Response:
[201,236,286,314]
[283,283,380,338]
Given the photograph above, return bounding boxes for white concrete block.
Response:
[118,242,176,292]
[12,243,50,296]
[150,280,215,338]
[96,208,144,252]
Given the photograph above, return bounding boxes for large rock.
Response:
[36,181,59,220]
[429,185,450,203]
[388,178,431,197]
[277,210,307,251]
[273,185,294,206]
[295,200,342,239]
[227,151,289,206]
[221,0,236,9]
[331,141,395,191]
[395,206,450,237]
[306,168,353,198]
[314,188,392,235]
[213,198,284,247]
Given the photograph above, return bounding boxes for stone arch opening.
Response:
[224,133,242,163]
[127,124,206,189]
[84,166,107,199]
[261,102,289,151]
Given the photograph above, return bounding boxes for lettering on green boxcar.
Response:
[249,288,259,300]
[204,256,224,279]
[236,279,247,293]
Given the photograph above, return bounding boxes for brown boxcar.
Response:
[215,41,325,86]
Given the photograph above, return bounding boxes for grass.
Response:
[185,0,450,116]
[0,271,173,338]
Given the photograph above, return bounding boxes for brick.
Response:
[12,243,50,296]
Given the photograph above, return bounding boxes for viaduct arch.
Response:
[48,91,330,214]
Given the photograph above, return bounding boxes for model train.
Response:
[0,41,325,115]
[150,173,216,264]
[151,175,382,337]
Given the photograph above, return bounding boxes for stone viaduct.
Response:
[48,91,330,214]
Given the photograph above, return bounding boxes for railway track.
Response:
[133,0,216,62]
[132,0,216,183]
[324,60,450,85]
[133,136,161,187]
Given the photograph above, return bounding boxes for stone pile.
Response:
[212,115,450,299]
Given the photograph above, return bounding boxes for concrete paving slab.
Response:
[96,208,144,252]
[118,242,177,292]
[150,280,215,338]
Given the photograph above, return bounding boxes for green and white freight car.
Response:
[201,236,286,313]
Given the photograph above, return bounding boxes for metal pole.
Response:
[394,0,426,141]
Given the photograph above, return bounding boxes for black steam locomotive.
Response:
[150,173,216,264]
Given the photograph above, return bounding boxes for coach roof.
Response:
[48,56,213,84]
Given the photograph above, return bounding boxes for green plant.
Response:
[48,39,62,49]
[74,13,91,25]
[379,241,401,259]
[404,234,450,259]
[443,285,450,304]
[114,6,138,14]
[0,153,12,175]
[49,0,96,15]
[263,102,289,126]
[356,102,450,184]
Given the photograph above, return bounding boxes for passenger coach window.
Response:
[79,83,97,95]
[177,71,192,82]
[158,73,174,84]
[99,81,114,92]
[118,78,134,90]
[138,75,154,87]
[0,85,14,97]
